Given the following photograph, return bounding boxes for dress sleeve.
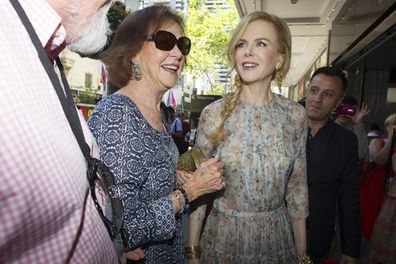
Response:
[88,100,177,250]
[285,108,309,221]
[195,105,219,159]
[189,104,220,220]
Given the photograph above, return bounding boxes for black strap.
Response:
[11,4,123,261]
[10,0,91,159]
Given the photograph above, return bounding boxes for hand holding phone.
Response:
[338,104,357,116]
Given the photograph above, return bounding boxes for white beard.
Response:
[67,3,112,55]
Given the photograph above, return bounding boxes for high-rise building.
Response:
[214,63,230,84]
[204,0,228,10]
[137,0,188,12]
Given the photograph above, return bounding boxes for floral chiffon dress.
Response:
[194,94,309,264]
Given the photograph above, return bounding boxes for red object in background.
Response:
[79,106,88,120]
[77,105,95,121]
[298,78,305,99]
[360,163,385,239]
[166,90,177,109]
[100,63,107,95]
[360,138,387,239]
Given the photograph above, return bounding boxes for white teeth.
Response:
[243,63,257,67]
[162,65,178,71]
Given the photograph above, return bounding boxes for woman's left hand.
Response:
[177,170,192,185]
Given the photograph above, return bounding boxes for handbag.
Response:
[177,147,204,172]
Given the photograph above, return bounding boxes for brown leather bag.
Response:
[177,147,204,172]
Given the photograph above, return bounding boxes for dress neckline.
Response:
[111,93,168,135]
[239,94,276,109]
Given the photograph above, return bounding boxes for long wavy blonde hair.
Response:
[208,11,292,145]
[385,113,396,129]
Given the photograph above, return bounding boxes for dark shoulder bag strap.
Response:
[9,0,91,159]
[10,2,122,262]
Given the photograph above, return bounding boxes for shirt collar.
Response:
[19,0,63,45]
[309,119,333,138]
[45,23,67,62]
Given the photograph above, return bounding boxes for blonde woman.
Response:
[186,11,309,264]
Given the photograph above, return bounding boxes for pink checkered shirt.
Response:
[0,0,118,263]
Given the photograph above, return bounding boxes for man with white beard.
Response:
[0,0,120,263]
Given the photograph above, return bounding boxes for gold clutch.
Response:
[177,147,204,172]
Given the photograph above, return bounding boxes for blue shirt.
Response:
[88,94,183,263]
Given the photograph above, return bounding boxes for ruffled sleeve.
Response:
[190,100,223,220]
[285,104,309,221]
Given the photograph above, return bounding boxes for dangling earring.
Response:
[275,70,283,88]
[234,74,242,87]
[131,59,142,80]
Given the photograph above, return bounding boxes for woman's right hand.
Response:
[184,156,225,201]
[122,247,144,263]
[177,170,192,185]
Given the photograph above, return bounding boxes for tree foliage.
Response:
[185,0,239,88]
[206,83,226,95]
[88,2,128,59]
[76,90,101,104]
[107,2,129,33]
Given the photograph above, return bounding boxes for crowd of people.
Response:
[1,1,395,264]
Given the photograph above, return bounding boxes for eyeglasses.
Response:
[148,30,191,56]
[87,157,123,240]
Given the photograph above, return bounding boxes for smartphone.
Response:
[338,104,357,116]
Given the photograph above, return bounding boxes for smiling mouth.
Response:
[242,62,258,70]
[162,65,178,72]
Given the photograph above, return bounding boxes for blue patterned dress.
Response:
[88,94,183,264]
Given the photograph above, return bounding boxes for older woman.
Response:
[187,11,309,263]
[88,5,225,263]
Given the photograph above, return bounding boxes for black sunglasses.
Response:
[148,30,191,56]
[87,157,123,240]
